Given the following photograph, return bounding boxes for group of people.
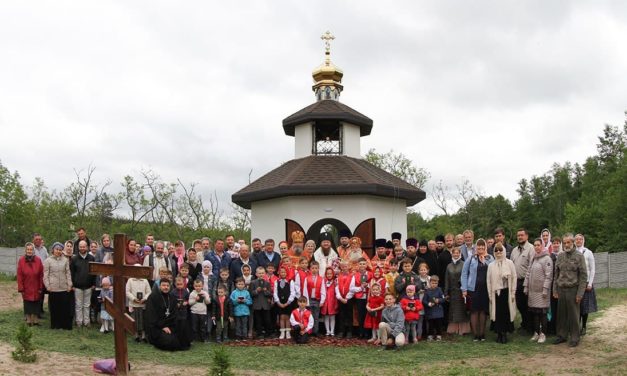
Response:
[16,226,595,351]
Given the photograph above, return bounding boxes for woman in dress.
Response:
[524,238,553,343]
[43,242,73,330]
[461,239,494,341]
[445,247,470,335]
[487,242,517,344]
[17,242,44,326]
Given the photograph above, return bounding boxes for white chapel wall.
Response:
[250,195,407,244]
[294,122,313,158]
[342,122,361,158]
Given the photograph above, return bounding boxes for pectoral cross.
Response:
[89,234,153,375]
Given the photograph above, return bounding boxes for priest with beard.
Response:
[313,232,339,276]
[336,229,352,261]
[405,238,425,275]
[286,230,310,266]
[371,238,392,274]
[145,279,191,351]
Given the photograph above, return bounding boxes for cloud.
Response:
[0,1,626,222]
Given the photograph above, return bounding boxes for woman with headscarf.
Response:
[445,247,470,335]
[43,242,73,330]
[540,229,552,253]
[303,240,316,261]
[487,242,517,343]
[461,238,494,342]
[17,242,44,326]
[125,239,142,265]
[575,234,597,336]
[524,238,553,344]
[170,240,187,277]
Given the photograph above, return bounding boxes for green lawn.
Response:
[1,287,625,375]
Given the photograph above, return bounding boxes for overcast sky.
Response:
[1,1,626,219]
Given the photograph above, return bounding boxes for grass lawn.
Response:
[0,286,625,375]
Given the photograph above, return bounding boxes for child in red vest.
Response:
[290,296,314,344]
[302,261,324,336]
[400,284,424,343]
[321,267,338,336]
[335,259,356,338]
[294,256,310,298]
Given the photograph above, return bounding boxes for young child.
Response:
[394,258,419,301]
[274,266,296,339]
[199,261,215,339]
[213,268,233,301]
[189,279,210,342]
[364,282,385,343]
[294,257,310,298]
[212,284,234,343]
[335,259,356,338]
[423,275,445,341]
[178,264,192,291]
[290,296,314,344]
[384,259,400,297]
[302,261,325,336]
[354,258,373,339]
[250,266,273,339]
[241,264,253,287]
[171,276,192,342]
[230,277,252,341]
[400,285,424,343]
[152,267,172,295]
[279,256,295,281]
[321,267,338,336]
[125,270,151,342]
[99,277,114,333]
[370,267,387,295]
[265,263,279,336]
[417,263,431,340]
[378,293,406,349]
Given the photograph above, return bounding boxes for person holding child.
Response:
[290,296,314,344]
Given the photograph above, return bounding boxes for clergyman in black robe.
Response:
[144,279,191,351]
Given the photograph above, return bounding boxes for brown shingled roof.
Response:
[232,155,426,209]
[282,100,373,136]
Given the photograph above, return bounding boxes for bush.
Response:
[11,322,37,363]
[208,345,234,376]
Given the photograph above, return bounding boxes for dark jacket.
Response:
[256,251,281,271]
[204,251,232,279]
[250,278,273,310]
[212,295,234,321]
[73,237,91,256]
[70,253,96,289]
[230,257,258,282]
[422,287,446,319]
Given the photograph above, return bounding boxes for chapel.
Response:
[232,32,425,256]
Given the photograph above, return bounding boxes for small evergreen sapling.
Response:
[208,346,234,376]
[12,322,37,363]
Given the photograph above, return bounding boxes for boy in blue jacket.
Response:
[230,277,252,341]
[423,275,446,341]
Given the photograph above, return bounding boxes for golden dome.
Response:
[312,31,343,101]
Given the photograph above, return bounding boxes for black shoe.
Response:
[553,336,566,345]
[346,332,352,339]
[569,341,579,347]
[502,333,508,344]
[496,333,502,343]
[134,337,141,343]
[580,327,586,336]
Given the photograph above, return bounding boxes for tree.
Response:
[364,148,430,189]
[0,161,34,246]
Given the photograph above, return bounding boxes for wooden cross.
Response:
[89,233,153,375]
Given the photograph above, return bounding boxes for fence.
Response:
[1,247,627,287]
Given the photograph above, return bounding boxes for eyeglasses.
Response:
[494,249,504,253]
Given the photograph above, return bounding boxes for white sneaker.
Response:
[285,330,291,339]
[530,332,539,342]
[538,333,546,343]
[99,325,105,333]
[278,329,285,339]
[427,335,434,341]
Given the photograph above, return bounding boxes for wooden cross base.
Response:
[89,234,153,375]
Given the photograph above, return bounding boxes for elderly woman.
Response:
[445,247,471,335]
[487,242,517,344]
[461,238,494,342]
[524,238,553,344]
[303,240,316,261]
[44,242,73,330]
[17,242,44,326]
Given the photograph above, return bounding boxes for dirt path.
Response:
[0,282,22,312]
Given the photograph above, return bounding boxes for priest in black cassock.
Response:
[144,279,191,351]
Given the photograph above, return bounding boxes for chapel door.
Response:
[353,218,375,258]
[285,219,305,248]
